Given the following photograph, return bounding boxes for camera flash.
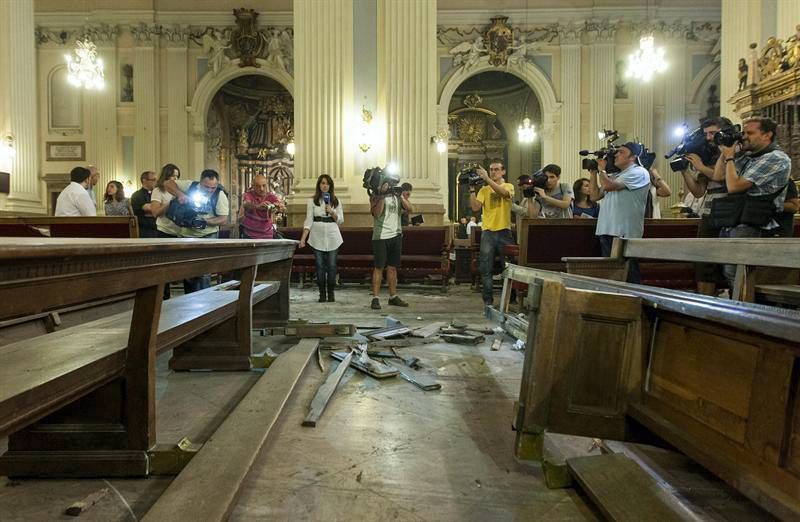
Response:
[597,131,605,140]
[673,126,687,138]
[386,162,399,174]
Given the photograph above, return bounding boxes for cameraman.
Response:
[165,169,230,293]
[370,180,413,310]
[589,142,651,284]
[470,159,515,306]
[530,164,573,218]
[678,118,726,294]
[718,117,791,282]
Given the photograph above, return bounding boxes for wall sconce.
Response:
[431,129,450,154]
[0,134,17,163]
[358,106,374,153]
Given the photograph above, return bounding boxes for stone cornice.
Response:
[436,7,720,27]
[34,10,293,28]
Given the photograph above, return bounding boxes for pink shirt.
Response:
[242,189,282,239]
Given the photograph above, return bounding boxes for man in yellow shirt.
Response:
[469,159,515,306]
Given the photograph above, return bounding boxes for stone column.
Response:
[631,82,653,148]
[132,25,160,178]
[558,24,582,182]
[659,38,688,210]
[776,1,800,39]
[0,0,45,213]
[721,0,764,119]
[163,26,190,172]
[293,0,354,199]
[85,25,120,205]
[376,0,440,205]
[587,23,616,149]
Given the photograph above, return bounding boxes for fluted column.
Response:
[631,83,653,149]
[558,24,582,183]
[377,0,440,205]
[0,0,44,213]
[163,27,190,172]
[588,25,615,149]
[776,1,800,39]
[86,26,120,204]
[133,25,160,177]
[293,0,354,199]
[721,0,763,119]
[659,38,687,209]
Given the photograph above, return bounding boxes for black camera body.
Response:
[166,200,208,230]
[579,129,622,173]
[518,170,548,198]
[714,124,743,147]
[363,166,401,196]
[639,148,657,170]
[458,164,486,188]
[665,126,719,172]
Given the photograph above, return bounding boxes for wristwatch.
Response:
[724,157,735,163]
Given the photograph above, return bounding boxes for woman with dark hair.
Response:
[571,177,600,219]
[147,164,182,300]
[104,180,130,216]
[299,174,344,302]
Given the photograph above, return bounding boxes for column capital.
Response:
[558,22,583,46]
[161,25,191,47]
[131,23,161,44]
[585,20,617,44]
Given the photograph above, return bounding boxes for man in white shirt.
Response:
[55,166,97,217]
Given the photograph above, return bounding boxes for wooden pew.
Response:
[0,237,295,477]
[563,237,800,302]
[0,216,139,238]
[505,263,800,519]
[517,218,700,290]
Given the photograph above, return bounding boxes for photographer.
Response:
[589,142,651,283]
[469,159,515,306]
[165,169,230,293]
[717,117,791,283]
[530,164,573,219]
[677,118,726,294]
[400,182,413,226]
[370,179,412,310]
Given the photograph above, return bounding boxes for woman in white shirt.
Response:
[299,174,344,302]
[147,163,181,299]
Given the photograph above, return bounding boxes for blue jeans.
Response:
[479,229,514,304]
[183,231,218,294]
[721,224,764,285]
[313,247,338,288]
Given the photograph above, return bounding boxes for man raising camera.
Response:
[679,118,727,294]
[470,159,515,306]
[589,142,651,283]
[530,164,573,218]
[370,180,413,310]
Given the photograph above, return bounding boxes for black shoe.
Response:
[327,286,335,302]
[318,285,327,303]
[388,296,409,307]
[371,297,381,310]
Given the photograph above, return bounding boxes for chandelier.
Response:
[625,34,667,83]
[65,39,105,90]
[517,117,536,144]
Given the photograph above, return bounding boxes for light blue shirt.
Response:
[595,164,650,239]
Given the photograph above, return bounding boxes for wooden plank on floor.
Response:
[142,338,318,522]
[541,433,603,489]
[567,453,696,522]
[384,360,441,391]
[302,351,352,427]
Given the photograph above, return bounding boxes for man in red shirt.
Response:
[240,174,285,239]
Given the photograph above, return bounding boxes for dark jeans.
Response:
[598,234,640,284]
[313,247,338,288]
[479,229,514,304]
[157,230,177,299]
[183,232,218,294]
[721,224,764,285]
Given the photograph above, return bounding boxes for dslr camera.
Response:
[363,166,401,196]
[713,124,743,147]
[458,163,486,188]
[517,170,548,198]
[579,129,621,174]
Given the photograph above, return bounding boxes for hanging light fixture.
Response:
[517,117,537,144]
[625,0,667,82]
[65,38,105,90]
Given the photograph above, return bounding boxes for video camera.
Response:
[166,183,225,230]
[664,118,738,172]
[713,124,743,147]
[517,170,548,198]
[579,129,621,173]
[363,166,402,197]
[639,147,657,170]
[458,163,486,188]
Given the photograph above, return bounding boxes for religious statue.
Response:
[236,127,249,156]
[738,58,749,90]
[449,36,485,69]
[266,32,285,70]
[202,29,230,76]
[506,34,542,67]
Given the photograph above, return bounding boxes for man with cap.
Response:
[587,141,651,283]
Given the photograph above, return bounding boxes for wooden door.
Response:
[515,278,643,458]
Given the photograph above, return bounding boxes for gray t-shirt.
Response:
[537,182,574,219]
[595,164,650,238]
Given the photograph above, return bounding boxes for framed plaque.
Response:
[46,141,86,162]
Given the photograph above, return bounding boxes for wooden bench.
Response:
[281,226,451,289]
[0,216,139,238]
[517,218,700,291]
[563,237,800,302]
[0,237,295,477]
[505,263,800,519]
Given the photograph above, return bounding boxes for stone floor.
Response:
[0,283,598,521]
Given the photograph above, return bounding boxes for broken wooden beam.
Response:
[303,351,352,427]
[441,333,484,345]
[330,350,398,379]
[270,323,356,337]
[541,433,602,489]
[384,360,441,391]
[143,339,318,522]
[409,321,447,338]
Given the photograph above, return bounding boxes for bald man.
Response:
[240,174,285,239]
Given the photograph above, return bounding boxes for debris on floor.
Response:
[64,488,110,516]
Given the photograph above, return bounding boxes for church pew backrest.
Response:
[0,217,139,238]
